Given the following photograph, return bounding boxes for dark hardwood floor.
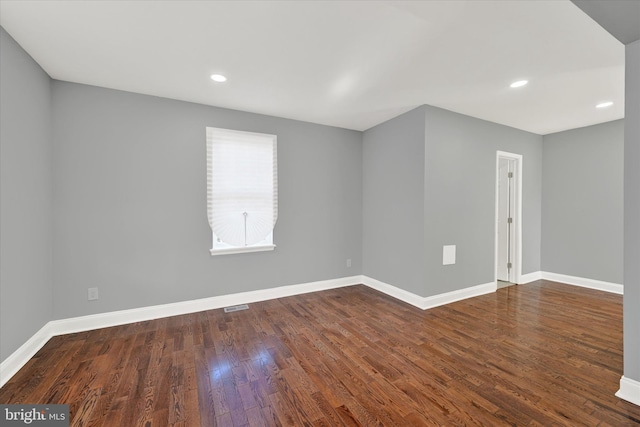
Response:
[1,280,639,426]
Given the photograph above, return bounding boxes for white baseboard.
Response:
[0,323,55,389]
[515,270,623,294]
[1,274,498,387]
[359,276,427,308]
[48,275,362,336]
[1,275,361,388]
[7,271,621,389]
[361,276,496,310]
[423,281,497,309]
[541,271,623,295]
[518,271,542,284]
[616,376,640,406]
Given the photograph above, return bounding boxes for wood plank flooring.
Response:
[1,280,639,426]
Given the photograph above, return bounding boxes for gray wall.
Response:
[542,120,624,283]
[0,28,54,361]
[624,39,640,383]
[423,106,543,295]
[362,105,542,298]
[52,81,362,319]
[362,107,426,295]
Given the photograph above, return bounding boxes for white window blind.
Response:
[206,127,277,253]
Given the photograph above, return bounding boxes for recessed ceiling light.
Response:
[210,74,227,83]
[510,80,528,88]
[596,101,613,109]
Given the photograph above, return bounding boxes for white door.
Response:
[497,158,515,282]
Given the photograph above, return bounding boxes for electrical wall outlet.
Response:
[346,258,352,268]
[88,287,99,301]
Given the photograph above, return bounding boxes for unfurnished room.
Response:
[0,0,639,426]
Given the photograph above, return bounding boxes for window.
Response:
[206,127,277,255]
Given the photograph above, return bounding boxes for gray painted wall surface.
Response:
[542,120,624,283]
[362,105,542,298]
[0,28,53,361]
[362,107,426,295]
[624,39,640,382]
[52,81,362,319]
[423,106,543,295]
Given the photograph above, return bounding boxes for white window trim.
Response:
[206,126,278,256]
[210,231,275,256]
[209,244,276,256]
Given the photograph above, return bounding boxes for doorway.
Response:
[495,151,522,287]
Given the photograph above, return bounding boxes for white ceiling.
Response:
[0,0,625,134]
[572,0,640,45]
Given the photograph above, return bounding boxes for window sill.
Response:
[210,245,276,256]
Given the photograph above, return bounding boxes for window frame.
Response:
[206,127,277,256]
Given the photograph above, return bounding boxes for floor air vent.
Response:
[224,304,249,313]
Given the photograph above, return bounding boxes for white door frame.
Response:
[494,151,523,285]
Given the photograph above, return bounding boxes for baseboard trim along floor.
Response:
[540,271,623,294]
[0,272,626,390]
[616,376,640,407]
